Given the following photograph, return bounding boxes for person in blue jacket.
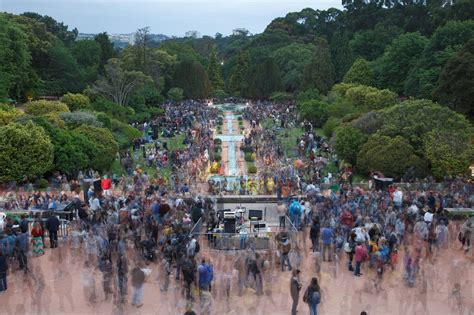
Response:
[289,200,302,230]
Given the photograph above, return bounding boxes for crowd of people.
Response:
[0,100,472,315]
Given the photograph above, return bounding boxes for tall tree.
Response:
[94,32,115,73]
[134,26,151,72]
[247,57,282,99]
[434,39,474,119]
[92,58,151,106]
[0,15,32,101]
[229,51,250,96]
[302,38,335,95]
[343,58,374,86]
[330,31,354,82]
[207,50,224,91]
[21,12,77,45]
[374,32,429,94]
[173,59,211,99]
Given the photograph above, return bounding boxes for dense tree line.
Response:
[0,2,473,180]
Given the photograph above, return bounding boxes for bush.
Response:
[245,152,255,162]
[214,154,222,162]
[96,112,112,129]
[298,100,329,127]
[322,117,340,138]
[241,145,253,154]
[35,178,49,189]
[356,134,426,179]
[0,122,53,182]
[91,97,134,122]
[270,91,293,102]
[214,138,222,145]
[60,111,103,128]
[248,165,257,174]
[110,118,142,150]
[345,85,397,110]
[212,89,228,100]
[0,107,23,125]
[334,125,368,165]
[148,106,165,118]
[24,100,70,116]
[167,87,184,102]
[61,93,90,111]
[75,125,119,171]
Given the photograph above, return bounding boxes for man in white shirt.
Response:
[393,187,403,209]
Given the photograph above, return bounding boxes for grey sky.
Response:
[1,0,342,36]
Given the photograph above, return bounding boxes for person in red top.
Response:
[354,241,368,277]
[101,175,112,197]
[340,209,354,237]
[31,222,44,256]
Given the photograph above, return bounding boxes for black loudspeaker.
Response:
[224,219,236,233]
[93,179,103,193]
[152,124,158,140]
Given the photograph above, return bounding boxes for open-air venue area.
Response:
[0,0,473,314]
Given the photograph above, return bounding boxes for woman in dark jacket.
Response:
[303,277,321,315]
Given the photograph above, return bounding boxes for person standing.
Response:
[117,253,129,305]
[131,263,145,307]
[31,222,44,256]
[101,176,112,197]
[354,241,368,277]
[460,219,471,252]
[290,269,302,315]
[289,200,302,230]
[310,218,320,252]
[321,224,334,262]
[0,249,7,292]
[303,277,321,315]
[198,259,211,293]
[277,201,287,229]
[46,213,60,248]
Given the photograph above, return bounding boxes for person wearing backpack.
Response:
[303,277,321,315]
[182,256,196,300]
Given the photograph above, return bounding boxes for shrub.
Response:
[24,100,70,116]
[214,154,222,162]
[75,125,119,171]
[0,107,23,125]
[61,93,90,111]
[356,134,426,179]
[334,125,368,165]
[322,117,340,138]
[167,87,184,102]
[298,100,329,127]
[36,178,49,189]
[214,138,222,145]
[96,112,112,129]
[110,118,142,149]
[244,152,254,162]
[212,89,228,100]
[60,111,103,128]
[248,165,257,174]
[270,91,293,102]
[0,122,54,182]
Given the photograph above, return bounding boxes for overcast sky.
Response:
[1,0,342,36]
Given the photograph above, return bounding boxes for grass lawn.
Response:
[159,133,186,151]
[277,127,304,158]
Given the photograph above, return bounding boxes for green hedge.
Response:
[248,165,257,174]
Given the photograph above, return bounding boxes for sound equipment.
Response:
[248,209,263,220]
[224,211,236,219]
[374,177,393,191]
[224,218,236,233]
